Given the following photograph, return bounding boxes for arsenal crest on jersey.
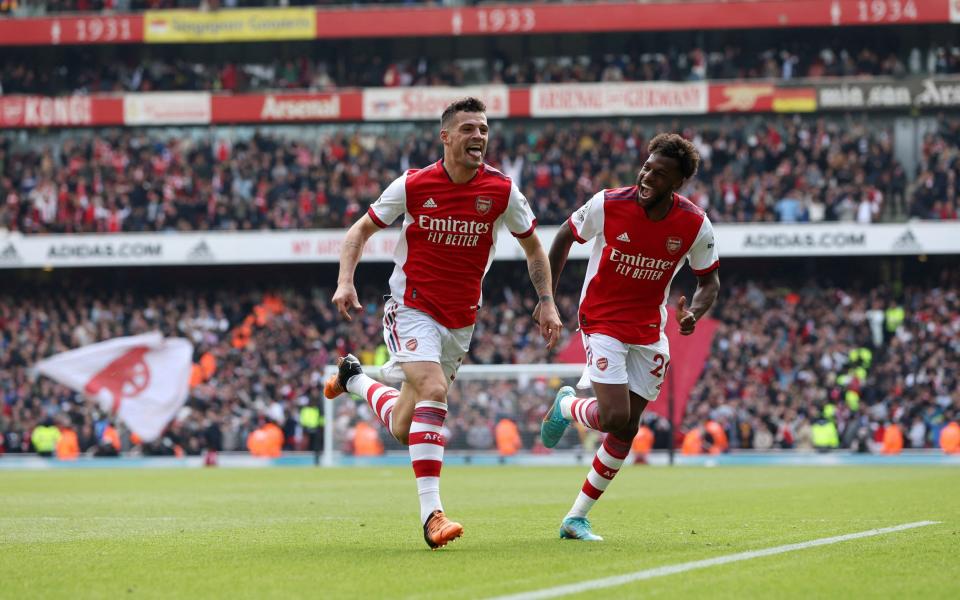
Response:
[666,236,683,255]
[475,196,493,215]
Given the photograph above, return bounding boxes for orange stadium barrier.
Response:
[352,422,384,457]
[940,422,960,454]
[881,424,904,455]
[495,418,522,457]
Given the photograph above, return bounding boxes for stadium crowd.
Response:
[1,265,958,457]
[3,115,955,234]
[686,272,960,453]
[0,271,565,457]
[3,44,959,96]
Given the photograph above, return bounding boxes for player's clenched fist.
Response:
[676,295,697,335]
[332,283,362,321]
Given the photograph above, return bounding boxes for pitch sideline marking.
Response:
[488,520,940,600]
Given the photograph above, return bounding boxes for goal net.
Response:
[321,363,603,466]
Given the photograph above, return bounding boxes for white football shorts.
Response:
[577,332,671,401]
[380,297,474,383]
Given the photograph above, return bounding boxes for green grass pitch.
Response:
[2,466,958,599]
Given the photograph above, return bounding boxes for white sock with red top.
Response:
[560,395,602,430]
[409,400,447,524]
[566,433,632,519]
[346,374,399,435]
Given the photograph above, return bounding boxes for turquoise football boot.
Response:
[540,386,574,448]
[560,516,604,541]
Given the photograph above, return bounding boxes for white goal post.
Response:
[320,363,586,466]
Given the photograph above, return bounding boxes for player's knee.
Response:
[418,382,448,405]
[392,422,411,446]
[613,423,639,441]
[599,408,631,433]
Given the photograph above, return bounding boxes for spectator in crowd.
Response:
[684,271,960,454]
[3,41,958,95]
[5,116,955,235]
[911,126,960,220]
[2,264,957,455]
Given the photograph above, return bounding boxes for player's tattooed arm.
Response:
[518,234,563,349]
[528,255,551,299]
[517,235,554,301]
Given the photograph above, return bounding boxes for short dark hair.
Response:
[648,133,700,180]
[441,97,487,129]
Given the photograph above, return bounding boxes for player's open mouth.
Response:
[467,146,483,159]
[640,185,654,200]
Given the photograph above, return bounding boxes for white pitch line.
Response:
[488,520,940,600]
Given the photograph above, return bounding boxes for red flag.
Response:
[653,308,718,427]
[35,332,193,442]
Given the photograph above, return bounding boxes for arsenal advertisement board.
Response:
[815,76,960,109]
[123,92,212,125]
[0,95,123,128]
[212,92,362,123]
[362,86,510,121]
[3,77,960,129]
[531,82,708,117]
[708,84,817,113]
[708,76,960,112]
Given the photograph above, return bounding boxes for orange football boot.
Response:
[423,510,463,549]
[323,354,362,399]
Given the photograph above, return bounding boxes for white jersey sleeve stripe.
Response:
[569,191,605,244]
[369,172,408,228]
[567,217,587,244]
[687,216,719,273]
[504,183,537,237]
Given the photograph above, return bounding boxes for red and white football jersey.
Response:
[569,186,719,345]
[368,160,537,329]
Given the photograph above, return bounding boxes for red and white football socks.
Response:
[560,395,602,430]
[566,433,631,519]
[346,374,400,438]
[409,400,448,524]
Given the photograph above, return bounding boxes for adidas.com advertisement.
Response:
[0,223,957,268]
[717,223,955,257]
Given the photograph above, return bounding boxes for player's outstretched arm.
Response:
[533,224,576,323]
[517,234,562,350]
[547,223,576,297]
[676,270,720,335]
[333,214,382,322]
